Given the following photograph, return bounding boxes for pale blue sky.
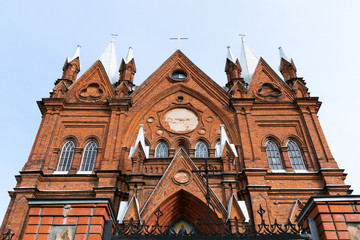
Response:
[1,0,360,220]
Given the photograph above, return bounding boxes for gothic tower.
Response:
[0,38,352,240]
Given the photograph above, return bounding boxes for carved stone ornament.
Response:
[256,82,282,101]
[173,170,191,185]
[78,83,104,102]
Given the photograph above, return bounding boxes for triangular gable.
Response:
[132,50,230,106]
[228,80,247,98]
[247,58,295,102]
[123,195,142,223]
[289,199,305,223]
[51,80,69,98]
[140,148,227,221]
[292,80,310,98]
[226,194,248,222]
[65,60,116,103]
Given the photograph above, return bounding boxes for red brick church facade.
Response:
[1,39,359,240]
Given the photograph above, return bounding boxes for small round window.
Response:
[171,70,187,81]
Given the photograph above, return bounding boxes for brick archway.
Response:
[146,189,220,227]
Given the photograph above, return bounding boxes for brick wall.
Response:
[23,199,115,240]
[297,196,360,240]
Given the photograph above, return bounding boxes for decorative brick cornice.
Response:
[37,98,65,115]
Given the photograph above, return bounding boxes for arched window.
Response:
[215,141,221,157]
[195,141,208,158]
[266,140,283,170]
[287,140,306,170]
[56,141,75,172]
[79,141,97,172]
[155,142,168,158]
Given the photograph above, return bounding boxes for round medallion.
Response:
[206,117,214,123]
[147,117,155,123]
[156,129,164,135]
[162,108,199,133]
[174,170,190,184]
[198,128,206,135]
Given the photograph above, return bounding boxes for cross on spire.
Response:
[170,34,188,50]
[111,33,118,42]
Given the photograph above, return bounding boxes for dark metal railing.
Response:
[111,205,311,240]
[1,229,14,240]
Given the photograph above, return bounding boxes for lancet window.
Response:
[266,140,283,170]
[195,141,208,158]
[155,142,168,158]
[56,140,75,172]
[287,140,306,170]
[79,141,97,172]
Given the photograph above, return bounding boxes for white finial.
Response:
[278,47,291,62]
[99,37,119,84]
[239,36,259,84]
[129,124,149,159]
[125,47,134,64]
[219,125,238,157]
[67,45,81,62]
[227,46,236,63]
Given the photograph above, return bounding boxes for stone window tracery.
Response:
[195,141,208,158]
[155,142,168,158]
[79,141,97,172]
[266,140,283,170]
[287,140,306,170]
[56,140,75,172]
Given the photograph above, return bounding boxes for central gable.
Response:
[132,50,230,105]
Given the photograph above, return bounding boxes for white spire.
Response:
[124,47,134,64]
[67,45,81,62]
[239,37,259,84]
[278,47,291,62]
[219,125,238,157]
[226,193,249,222]
[99,37,119,84]
[129,124,149,159]
[227,46,236,63]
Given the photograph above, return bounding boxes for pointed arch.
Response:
[174,137,191,153]
[145,190,220,228]
[123,84,239,150]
